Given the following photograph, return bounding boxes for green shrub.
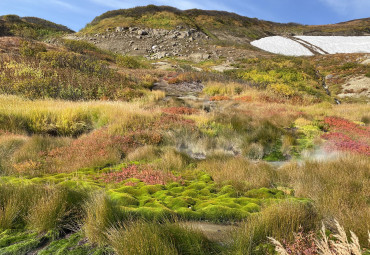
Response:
[37,51,110,76]
[19,40,46,57]
[62,39,100,54]
[340,62,358,70]
[116,55,144,69]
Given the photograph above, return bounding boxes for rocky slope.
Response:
[65,5,370,61]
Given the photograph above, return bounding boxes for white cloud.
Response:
[51,0,83,12]
[319,0,370,17]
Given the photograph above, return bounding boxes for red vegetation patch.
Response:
[280,229,318,254]
[154,114,196,130]
[321,117,370,155]
[162,107,198,115]
[46,129,162,173]
[234,96,252,102]
[323,117,370,138]
[210,95,230,101]
[98,164,182,185]
[322,133,370,155]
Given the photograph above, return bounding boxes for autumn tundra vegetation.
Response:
[0,6,369,255]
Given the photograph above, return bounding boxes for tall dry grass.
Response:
[231,200,318,254]
[0,184,86,233]
[83,192,123,246]
[278,154,370,245]
[107,220,217,255]
[198,156,276,192]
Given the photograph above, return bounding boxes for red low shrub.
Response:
[210,95,230,101]
[234,96,252,102]
[321,132,370,155]
[161,107,198,115]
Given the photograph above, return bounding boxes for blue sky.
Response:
[0,0,369,31]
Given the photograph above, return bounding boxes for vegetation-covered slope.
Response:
[82,5,370,40]
[0,14,73,39]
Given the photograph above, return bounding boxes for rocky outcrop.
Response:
[64,26,267,61]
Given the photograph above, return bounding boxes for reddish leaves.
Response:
[162,107,198,115]
[321,117,370,155]
[209,95,230,101]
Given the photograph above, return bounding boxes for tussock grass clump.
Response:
[107,221,218,255]
[83,192,122,246]
[278,154,370,245]
[0,96,95,136]
[198,156,276,192]
[126,145,161,162]
[0,184,86,233]
[26,188,68,234]
[107,221,177,255]
[153,148,191,172]
[0,195,21,230]
[232,200,318,254]
[0,134,27,174]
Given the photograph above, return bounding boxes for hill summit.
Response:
[0,14,73,39]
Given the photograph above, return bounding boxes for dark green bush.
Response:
[62,39,100,54]
[20,40,46,57]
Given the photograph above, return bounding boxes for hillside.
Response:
[82,5,370,40]
[0,14,73,39]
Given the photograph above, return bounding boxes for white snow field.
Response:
[251,36,370,56]
[295,36,370,54]
[251,36,314,56]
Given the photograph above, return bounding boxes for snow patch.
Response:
[251,36,314,56]
[251,36,370,56]
[295,36,370,54]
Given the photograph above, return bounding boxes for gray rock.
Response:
[115,27,124,32]
[326,74,334,80]
[178,31,190,38]
[189,53,210,62]
[137,29,148,36]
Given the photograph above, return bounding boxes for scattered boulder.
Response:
[138,29,148,36]
[189,53,210,62]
